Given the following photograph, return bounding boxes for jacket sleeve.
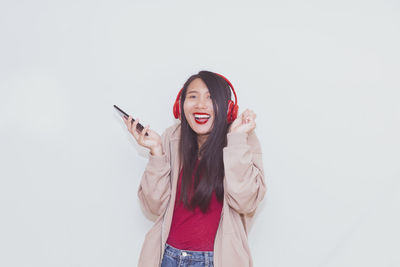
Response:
[223,131,266,214]
[137,129,172,218]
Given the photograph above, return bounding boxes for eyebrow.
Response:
[186,89,210,95]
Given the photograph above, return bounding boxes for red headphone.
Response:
[173,73,238,123]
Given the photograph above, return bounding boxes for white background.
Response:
[0,0,399,266]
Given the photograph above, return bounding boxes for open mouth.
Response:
[193,113,211,124]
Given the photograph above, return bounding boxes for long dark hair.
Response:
[179,70,232,213]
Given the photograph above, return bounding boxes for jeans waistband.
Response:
[164,243,214,262]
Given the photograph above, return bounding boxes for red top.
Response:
[166,165,223,251]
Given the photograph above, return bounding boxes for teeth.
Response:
[194,114,210,119]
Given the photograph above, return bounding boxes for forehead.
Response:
[187,78,209,94]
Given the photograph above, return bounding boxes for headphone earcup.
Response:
[173,99,180,119]
[231,104,239,122]
[173,89,183,119]
[227,100,238,123]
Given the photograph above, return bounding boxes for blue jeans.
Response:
[161,243,214,267]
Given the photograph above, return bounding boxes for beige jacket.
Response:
[137,123,266,267]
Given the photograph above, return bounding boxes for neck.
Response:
[197,134,209,149]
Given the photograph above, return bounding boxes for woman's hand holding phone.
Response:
[123,115,163,156]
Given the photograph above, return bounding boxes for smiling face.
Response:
[183,78,215,139]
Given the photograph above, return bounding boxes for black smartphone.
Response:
[114,105,149,136]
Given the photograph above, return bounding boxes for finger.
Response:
[123,115,129,126]
[141,125,150,139]
[246,110,256,121]
[138,124,150,144]
[242,113,247,124]
[245,109,252,121]
[130,118,141,139]
[127,115,134,125]
[241,110,248,120]
[246,116,254,124]
[249,112,256,121]
[128,116,136,129]
[243,110,251,123]
[250,110,256,118]
[125,115,132,128]
[247,119,256,132]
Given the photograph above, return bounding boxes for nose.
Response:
[195,96,208,109]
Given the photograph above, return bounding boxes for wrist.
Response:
[227,131,248,146]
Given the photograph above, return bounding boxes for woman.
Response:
[123,71,266,267]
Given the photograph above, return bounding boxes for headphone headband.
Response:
[215,72,238,111]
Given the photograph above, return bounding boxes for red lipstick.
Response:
[193,113,211,124]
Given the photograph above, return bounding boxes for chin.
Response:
[192,127,211,135]
[196,130,211,136]
[188,121,213,136]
